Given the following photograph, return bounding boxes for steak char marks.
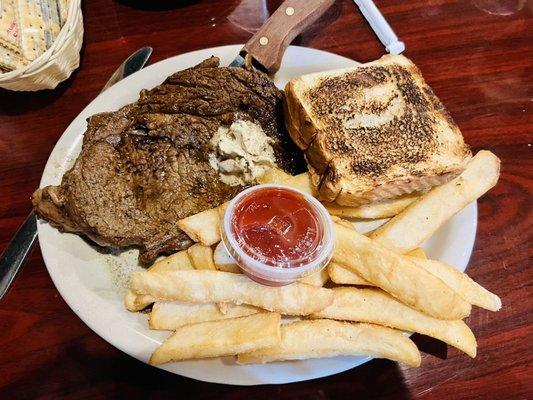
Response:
[32,57,304,264]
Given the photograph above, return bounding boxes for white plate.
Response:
[38,45,477,385]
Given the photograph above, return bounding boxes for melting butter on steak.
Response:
[32,57,305,264]
[208,120,277,187]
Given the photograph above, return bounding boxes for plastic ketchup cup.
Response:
[221,184,334,286]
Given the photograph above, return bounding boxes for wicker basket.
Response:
[0,0,83,91]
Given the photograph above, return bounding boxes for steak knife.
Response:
[0,47,153,301]
[229,0,335,74]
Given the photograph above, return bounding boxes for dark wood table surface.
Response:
[0,0,531,398]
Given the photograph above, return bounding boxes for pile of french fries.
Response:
[126,150,501,367]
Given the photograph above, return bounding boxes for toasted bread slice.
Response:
[284,54,471,205]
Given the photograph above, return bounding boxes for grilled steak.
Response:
[32,57,305,264]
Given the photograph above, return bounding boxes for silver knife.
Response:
[0,46,153,301]
[228,0,335,74]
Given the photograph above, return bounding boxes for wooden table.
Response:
[0,0,531,398]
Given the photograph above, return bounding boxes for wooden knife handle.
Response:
[243,0,336,74]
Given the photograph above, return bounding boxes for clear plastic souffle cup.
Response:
[220,184,335,286]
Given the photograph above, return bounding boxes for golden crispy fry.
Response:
[409,257,501,311]
[237,319,421,366]
[148,250,194,273]
[217,202,228,218]
[131,270,334,315]
[214,262,242,274]
[327,262,374,286]
[216,301,230,314]
[328,248,425,286]
[124,290,156,312]
[259,169,316,196]
[325,192,421,219]
[187,243,216,270]
[257,168,292,184]
[260,169,419,220]
[126,250,196,311]
[213,242,242,273]
[331,234,499,313]
[177,204,226,246]
[299,268,329,287]
[187,243,232,313]
[371,151,500,253]
[361,152,502,312]
[331,216,357,231]
[149,301,260,330]
[407,247,427,259]
[150,313,281,365]
[312,287,477,357]
[333,222,471,320]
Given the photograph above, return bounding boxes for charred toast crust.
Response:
[284,55,471,205]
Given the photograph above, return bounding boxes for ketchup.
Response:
[231,188,322,267]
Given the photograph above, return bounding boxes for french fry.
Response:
[331,216,358,231]
[131,270,334,315]
[213,242,242,273]
[124,290,156,312]
[150,313,281,365]
[312,288,477,357]
[214,262,241,274]
[187,243,216,270]
[237,319,421,366]
[327,262,374,286]
[407,247,427,259]
[259,169,316,196]
[148,250,194,273]
[186,243,230,312]
[328,248,426,286]
[409,257,501,311]
[214,264,242,274]
[260,169,419,220]
[216,301,230,314]
[149,301,260,330]
[333,222,471,320]
[177,204,226,246]
[325,192,421,219]
[126,250,195,311]
[299,268,329,287]
[332,227,500,312]
[217,202,228,218]
[371,151,500,253]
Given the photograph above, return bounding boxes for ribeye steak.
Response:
[32,57,304,264]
